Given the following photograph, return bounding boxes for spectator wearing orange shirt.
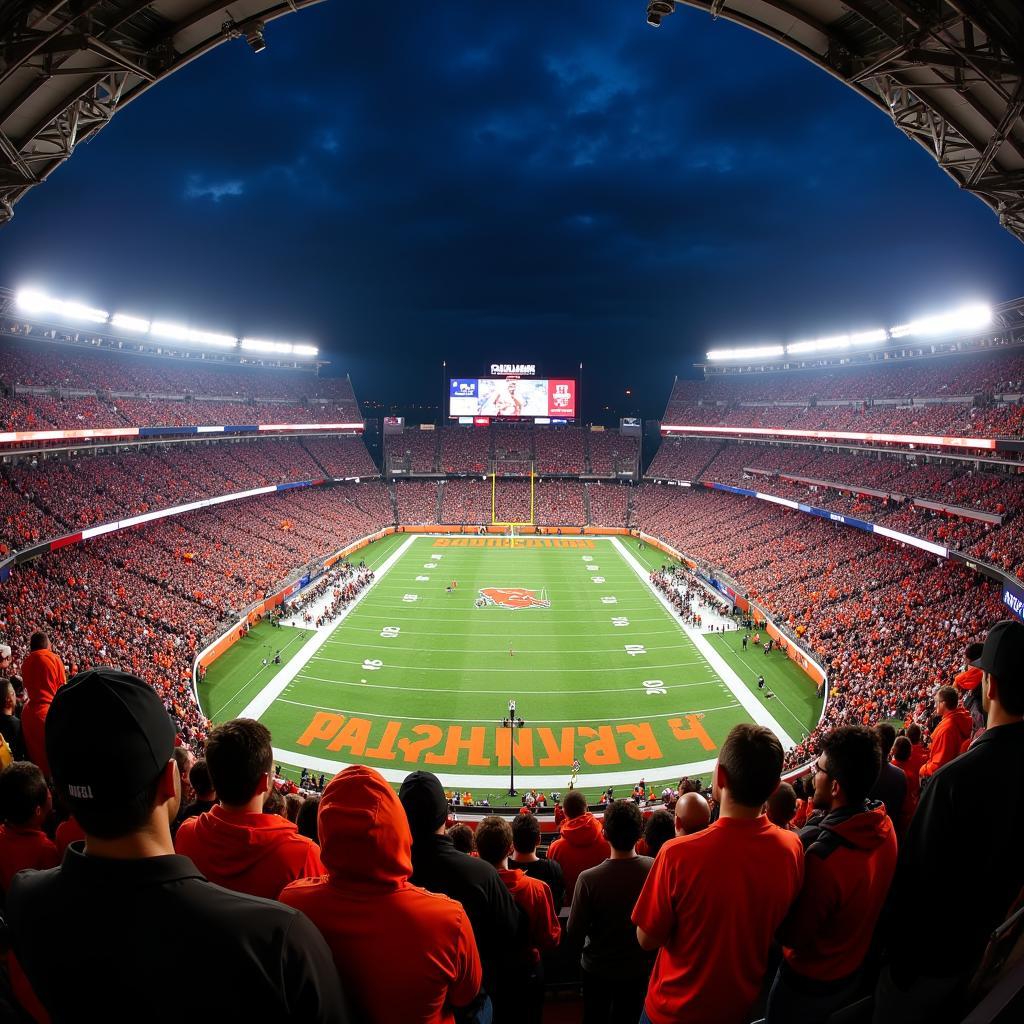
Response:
[20,631,66,779]
[633,725,803,1024]
[176,719,324,899]
[548,789,610,907]
[919,687,973,780]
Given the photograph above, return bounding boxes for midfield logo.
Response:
[478,587,551,609]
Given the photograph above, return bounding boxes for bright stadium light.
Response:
[786,328,888,355]
[292,344,319,357]
[890,303,992,338]
[242,338,294,354]
[706,345,785,361]
[16,288,108,324]
[151,322,237,347]
[111,312,151,333]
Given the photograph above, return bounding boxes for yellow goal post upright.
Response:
[491,463,535,546]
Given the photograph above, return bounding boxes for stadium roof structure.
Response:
[0,1,324,225]
[1,2,1023,244]
[661,2,1024,244]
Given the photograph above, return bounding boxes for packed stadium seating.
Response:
[438,426,491,474]
[534,425,586,473]
[664,345,1024,408]
[438,477,490,524]
[533,479,586,526]
[394,480,440,525]
[384,429,439,473]
[586,481,629,527]
[587,428,639,475]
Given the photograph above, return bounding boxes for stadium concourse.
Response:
[0,315,1023,1022]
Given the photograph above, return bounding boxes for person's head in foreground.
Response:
[46,667,179,845]
[674,791,711,836]
[603,798,644,853]
[712,723,785,814]
[765,782,797,829]
[812,726,882,812]
[973,619,1024,725]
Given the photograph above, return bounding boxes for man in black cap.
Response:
[875,619,1024,1023]
[6,668,350,1023]
[399,770,523,1020]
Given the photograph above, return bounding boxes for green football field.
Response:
[199,533,822,804]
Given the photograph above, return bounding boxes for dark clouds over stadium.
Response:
[3,2,1024,420]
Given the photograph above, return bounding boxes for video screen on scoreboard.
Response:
[449,378,576,419]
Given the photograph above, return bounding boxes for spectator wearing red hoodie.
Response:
[768,726,897,1023]
[918,686,973,780]
[176,719,324,899]
[475,814,560,1024]
[281,766,482,1024]
[548,789,610,906]
[0,762,59,892]
[890,736,920,832]
[955,641,986,732]
[20,631,66,779]
[633,725,804,1024]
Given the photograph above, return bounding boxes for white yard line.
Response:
[213,628,308,719]
[238,535,418,721]
[610,536,797,749]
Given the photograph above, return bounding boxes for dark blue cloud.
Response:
[3,2,1023,419]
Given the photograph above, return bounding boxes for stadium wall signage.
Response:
[1003,581,1024,622]
[490,363,536,375]
[0,420,364,446]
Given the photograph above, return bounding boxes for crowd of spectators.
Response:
[534,426,585,474]
[439,478,491,524]
[664,344,1024,410]
[648,438,1024,579]
[588,430,639,476]
[285,563,375,628]
[439,427,491,474]
[586,482,629,527]
[384,430,440,473]
[395,481,440,524]
[0,437,380,552]
[632,483,1008,771]
[3,632,1021,1023]
[0,332,358,403]
[532,480,585,526]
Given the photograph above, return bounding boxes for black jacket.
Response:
[409,832,524,990]
[884,720,1024,980]
[7,846,350,1022]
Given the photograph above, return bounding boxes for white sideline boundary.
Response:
[238,535,417,721]
[610,536,797,749]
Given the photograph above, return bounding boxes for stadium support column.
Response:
[501,699,525,797]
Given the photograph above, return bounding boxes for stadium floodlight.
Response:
[786,329,887,355]
[706,345,785,361]
[292,344,319,357]
[111,312,151,333]
[242,338,293,354]
[16,288,108,324]
[890,303,992,339]
[151,322,237,347]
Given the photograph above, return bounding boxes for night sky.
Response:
[3,2,1024,422]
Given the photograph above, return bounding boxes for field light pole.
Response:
[501,699,524,797]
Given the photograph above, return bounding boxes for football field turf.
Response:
[199,533,822,803]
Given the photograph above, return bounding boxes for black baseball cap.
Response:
[46,668,176,808]
[971,620,1024,683]
[399,770,448,834]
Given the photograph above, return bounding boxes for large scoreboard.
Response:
[448,364,577,422]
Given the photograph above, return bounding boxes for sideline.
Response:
[610,536,797,748]
[238,535,418,721]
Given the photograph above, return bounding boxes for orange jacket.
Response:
[954,666,983,692]
[281,767,481,1024]
[498,867,561,962]
[175,805,324,900]
[919,708,973,779]
[20,649,66,778]
[549,813,611,906]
